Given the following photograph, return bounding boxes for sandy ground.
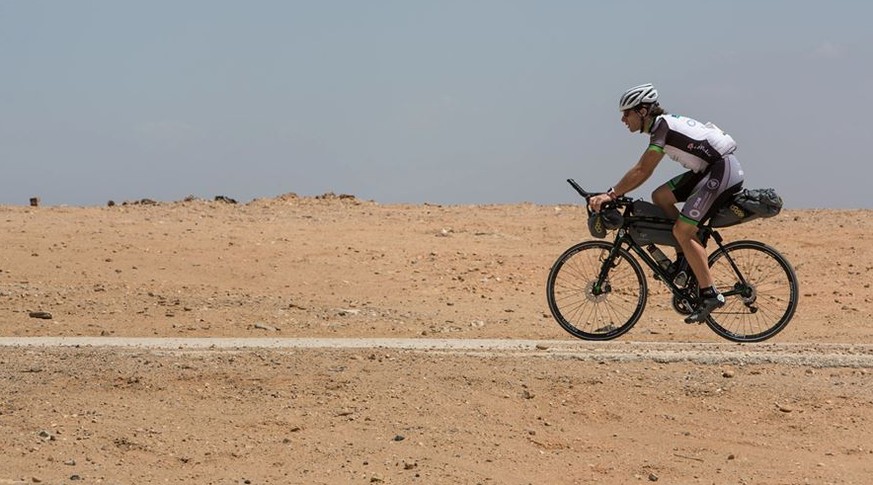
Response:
[1,194,871,484]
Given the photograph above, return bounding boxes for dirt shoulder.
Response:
[2,346,871,484]
[1,198,872,483]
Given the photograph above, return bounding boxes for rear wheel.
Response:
[705,240,799,342]
[546,241,647,340]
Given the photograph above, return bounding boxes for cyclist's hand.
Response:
[588,193,612,212]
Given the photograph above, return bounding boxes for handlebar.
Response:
[567,178,593,198]
[567,178,633,207]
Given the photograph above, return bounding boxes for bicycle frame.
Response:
[572,179,750,303]
[593,214,696,300]
[550,178,797,342]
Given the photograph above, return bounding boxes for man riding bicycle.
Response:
[588,83,745,323]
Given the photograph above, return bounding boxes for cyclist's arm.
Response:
[589,147,665,212]
[611,146,665,196]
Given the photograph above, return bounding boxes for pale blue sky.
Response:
[2,1,870,207]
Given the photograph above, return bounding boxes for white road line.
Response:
[1,337,871,367]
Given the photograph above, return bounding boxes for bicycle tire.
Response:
[546,240,647,341]
[705,240,799,342]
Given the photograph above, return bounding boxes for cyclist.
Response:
[588,83,744,323]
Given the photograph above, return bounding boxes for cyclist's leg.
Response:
[675,155,745,322]
[652,184,680,220]
[674,220,711,282]
[653,170,701,220]
[675,218,721,323]
[655,170,702,262]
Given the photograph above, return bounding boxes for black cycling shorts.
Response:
[667,154,744,226]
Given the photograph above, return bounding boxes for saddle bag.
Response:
[710,188,784,228]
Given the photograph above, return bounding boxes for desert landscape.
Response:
[1,194,871,484]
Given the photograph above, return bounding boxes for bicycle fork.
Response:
[592,245,623,296]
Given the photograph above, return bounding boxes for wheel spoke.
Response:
[547,241,647,340]
[706,241,798,342]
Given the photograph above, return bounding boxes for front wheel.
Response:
[546,241,647,340]
[705,240,799,342]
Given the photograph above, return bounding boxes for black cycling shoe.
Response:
[684,293,725,323]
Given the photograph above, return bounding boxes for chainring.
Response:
[671,295,694,315]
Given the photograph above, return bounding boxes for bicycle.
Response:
[546,179,799,343]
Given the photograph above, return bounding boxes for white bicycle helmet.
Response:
[619,83,659,111]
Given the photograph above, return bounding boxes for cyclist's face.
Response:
[622,108,644,132]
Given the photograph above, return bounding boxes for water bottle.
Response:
[646,244,671,272]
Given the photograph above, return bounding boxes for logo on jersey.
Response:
[707,179,720,190]
[687,143,713,159]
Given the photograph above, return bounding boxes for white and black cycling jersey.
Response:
[649,114,737,173]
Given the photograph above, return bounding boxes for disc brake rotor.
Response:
[584,281,609,303]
